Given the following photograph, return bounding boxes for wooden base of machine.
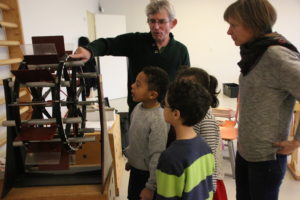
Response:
[0,167,115,200]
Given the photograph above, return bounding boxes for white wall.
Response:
[19,0,99,46]
[95,14,128,99]
[98,0,300,86]
[18,0,300,107]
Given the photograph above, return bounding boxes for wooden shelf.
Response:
[0,3,9,10]
[0,58,22,66]
[1,0,24,70]
[0,40,20,46]
[0,21,18,28]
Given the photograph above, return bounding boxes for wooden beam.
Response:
[0,58,22,65]
[0,40,20,46]
[0,3,10,10]
[0,21,18,28]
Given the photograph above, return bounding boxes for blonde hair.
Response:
[224,0,277,37]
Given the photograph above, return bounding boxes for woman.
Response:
[223,0,300,200]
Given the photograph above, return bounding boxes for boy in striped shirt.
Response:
[156,80,215,200]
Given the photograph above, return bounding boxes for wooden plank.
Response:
[0,21,18,28]
[108,114,124,196]
[0,3,10,10]
[0,167,115,200]
[0,58,22,65]
[0,98,5,104]
[0,137,6,147]
[0,40,20,46]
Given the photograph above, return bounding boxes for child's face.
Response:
[131,72,152,102]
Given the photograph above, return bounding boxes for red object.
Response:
[213,180,228,200]
[15,126,56,141]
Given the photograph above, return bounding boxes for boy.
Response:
[157,80,215,200]
[125,66,169,200]
[176,67,227,199]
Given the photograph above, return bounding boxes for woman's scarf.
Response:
[238,32,298,76]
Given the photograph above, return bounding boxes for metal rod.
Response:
[64,60,85,67]
[2,117,82,126]
[28,64,59,69]
[13,136,96,147]
[8,81,70,88]
[77,73,98,78]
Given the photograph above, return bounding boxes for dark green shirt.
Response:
[86,32,190,111]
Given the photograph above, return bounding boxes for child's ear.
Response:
[149,91,158,100]
[173,109,181,120]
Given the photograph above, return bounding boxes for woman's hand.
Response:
[273,140,300,155]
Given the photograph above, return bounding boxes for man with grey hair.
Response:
[71,0,190,116]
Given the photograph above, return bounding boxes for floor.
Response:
[116,144,300,200]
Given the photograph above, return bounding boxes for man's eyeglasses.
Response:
[147,18,170,26]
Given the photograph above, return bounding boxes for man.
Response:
[71,0,190,115]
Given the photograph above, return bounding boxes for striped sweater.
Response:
[156,136,215,200]
[193,110,224,191]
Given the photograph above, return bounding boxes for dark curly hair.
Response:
[142,66,169,103]
[167,80,212,126]
[177,67,220,108]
